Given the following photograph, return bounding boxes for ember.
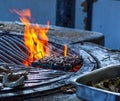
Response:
[32,54,83,71]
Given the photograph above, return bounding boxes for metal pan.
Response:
[71,64,120,101]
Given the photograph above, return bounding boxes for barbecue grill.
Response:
[0,21,100,101]
[0,22,120,101]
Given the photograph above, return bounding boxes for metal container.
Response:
[71,64,120,101]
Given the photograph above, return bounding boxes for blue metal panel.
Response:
[92,0,120,50]
[0,0,56,25]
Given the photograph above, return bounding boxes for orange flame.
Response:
[64,44,68,57]
[11,9,50,66]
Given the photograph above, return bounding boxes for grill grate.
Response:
[0,22,104,101]
[0,30,97,99]
[0,64,71,88]
[0,35,28,64]
[0,33,74,88]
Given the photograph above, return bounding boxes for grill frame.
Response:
[0,22,98,100]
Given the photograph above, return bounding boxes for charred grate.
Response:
[0,63,73,100]
[0,34,28,64]
[0,63,71,87]
[0,33,83,68]
[0,33,74,87]
[0,27,97,99]
[0,31,97,80]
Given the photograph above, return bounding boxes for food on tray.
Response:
[87,77,120,93]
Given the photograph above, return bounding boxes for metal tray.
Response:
[71,64,120,101]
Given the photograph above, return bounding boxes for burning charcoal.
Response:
[2,73,25,88]
[32,55,83,72]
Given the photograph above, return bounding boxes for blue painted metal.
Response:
[92,0,120,50]
[0,0,56,25]
[0,0,88,30]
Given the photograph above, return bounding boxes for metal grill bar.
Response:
[0,35,28,64]
[3,37,29,62]
[0,54,15,63]
[0,38,26,59]
[3,36,29,56]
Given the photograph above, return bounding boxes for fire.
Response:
[64,44,68,57]
[11,9,50,66]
